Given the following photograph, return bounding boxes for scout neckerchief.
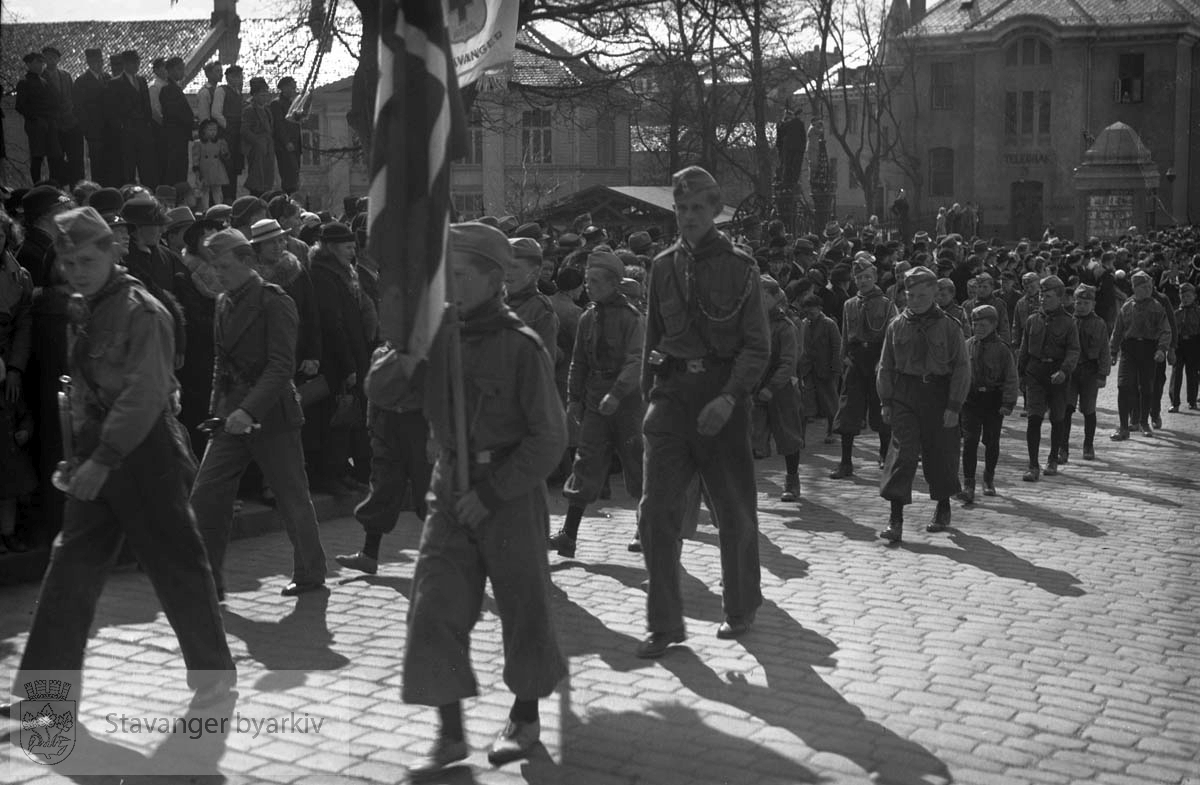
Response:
[69,270,139,410]
[901,305,944,368]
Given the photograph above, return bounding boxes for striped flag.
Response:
[368,0,467,358]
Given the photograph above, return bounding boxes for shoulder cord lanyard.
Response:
[860,293,890,335]
[671,244,756,327]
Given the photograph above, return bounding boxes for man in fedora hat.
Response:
[105,50,158,187]
[74,47,112,184]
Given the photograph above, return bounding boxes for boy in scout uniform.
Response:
[876,266,969,543]
[1109,270,1173,439]
[957,305,1018,503]
[1017,275,1080,480]
[753,274,804,501]
[1168,282,1200,411]
[966,275,1009,343]
[5,207,235,715]
[507,237,560,360]
[403,223,567,778]
[189,229,328,598]
[936,277,971,338]
[795,292,842,449]
[638,166,769,658]
[830,256,896,479]
[1061,284,1110,461]
[548,249,645,558]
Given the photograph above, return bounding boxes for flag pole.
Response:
[441,240,471,495]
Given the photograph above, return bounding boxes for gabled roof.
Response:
[908,0,1200,37]
[512,27,603,89]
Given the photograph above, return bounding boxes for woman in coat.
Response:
[240,77,276,197]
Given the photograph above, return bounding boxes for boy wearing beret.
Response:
[1110,270,1173,438]
[549,250,645,557]
[1017,276,1080,480]
[958,305,1018,502]
[877,266,969,542]
[1169,282,1200,411]
[1061,284,1110,460]
[830,258,897,479]
[752,275,805,501]
[403,223,567,777]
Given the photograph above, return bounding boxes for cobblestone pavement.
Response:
[3,384,1199,784]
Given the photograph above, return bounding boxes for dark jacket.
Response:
[73,70,108,138]
[309,247,372,395]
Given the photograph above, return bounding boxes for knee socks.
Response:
[1062,409,1074,448]
[1027,415,1044,467]
[562,504,585,539]
[890,499,905,524]
[363,531,383,560]
[1117,387,1132,430]
[840,434,854,465]
[784,452,800,475]
[1049,418,1064,460]
[878,426,891,461]
[439,701,464,741]
[510,698,539,724]
[1083,413,1097,447]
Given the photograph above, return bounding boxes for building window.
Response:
[929,147,954,197]
[1005,37,1052,67]
[464,107,484,164]
[521,109,553,164]
[1115,53,1144,103]
[1004,90,1052,144]
[597,113,616,166]
[931,62,954,110]
[845,103,859,134]
[299,115,320,167]
[452,191,485,221]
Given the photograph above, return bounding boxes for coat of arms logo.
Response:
[447,0,489,43]
[17,679,76,764]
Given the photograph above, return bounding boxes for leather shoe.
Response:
[635,629,686,659]
[878,522,902,544]
[190,673,237,710]
[716,615,753,639]
[1023,466,1040,482]
[1169,405,1180,413]
[828,462,854,480]
[926,503,951,532]
[407,736,469,782]
[547,530,576,558]
[982,479,997,496]
[1082,446,1096,460]
[626,535,642,553]
[335,552,378,575]
[487,719,540,766]
[1110,429,1130,441]
[281,580,325,597]
[1140,425,1154,437]
[780,474,800,502]
[1043,461,1058,477]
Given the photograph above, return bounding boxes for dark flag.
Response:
[368,0,467,357]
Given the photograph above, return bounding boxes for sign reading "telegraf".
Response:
[1002,151,1052,165]
[447,0,521,86]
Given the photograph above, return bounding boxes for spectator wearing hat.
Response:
[796,292,841,451]
[637,166,768,657]
[829,257,897,479]
[751,275,804,503]
[307,223,376,494]
[1147,282,1179,430]
[230,195,268,240]
[267,196,312,265]
[241,78,276,198]
[15,52,61,183]
[1109,270,1172,440]
[1169,282,1200,412]
[105,50,158,188]
[190,228,327,598]
[1017,275,1079,481]
[505,237,559,357]
[3,206,237,716]
[269,77,304,194]
[41,46,84,185]
[249,218,321,382]
[1060,284,1110,463]
[74,48,112,185]
[547,249,644,556]
[876,266,969,543]
[159,57,194,188]
[957,304,1018,503]
[961,272,1010,344]
[400,221,566,779]
[212,66,245,201]
[163,206,195,255]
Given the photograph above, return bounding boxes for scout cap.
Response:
[852,258,876,276]
[1041,275,1065,292]
[628,231,653,254]
[971,304,998,324]
[1074,283,1097,300]
[165,206,195,232]
[205,227,253,258]
[1131,270,1152,285]
[249,218,287,244]
[672,166,719,200]
[937,277,956,292]
[508,237,543,267]
[498,215,519,234]
[450,221,510,271]
[586,250,624,278]
[1021,271,1040,285]
[53,206,113,253]
[905,266,937,288]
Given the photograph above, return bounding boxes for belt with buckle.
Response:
[901,372,949,384]
[667,356,728,374]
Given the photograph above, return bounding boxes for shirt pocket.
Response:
[660,296,688,335]
[470,375,512,431]
[926,328,950,366]
[87,329,128,366]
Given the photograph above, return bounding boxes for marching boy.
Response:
[1017,275,1079,480]
[752,275,804,502]
[796,293,842,454]
[957,305,1018,503]
[876,266,969,543]
[1061,284,1110,461]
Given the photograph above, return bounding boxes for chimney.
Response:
[211,0,241,65]
[911,0,926,22]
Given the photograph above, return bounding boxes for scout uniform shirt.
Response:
[643,227,770,400]
[568,292,644,412]
[965,332,1019,411]
[1176,302,1200,342]
[1074,310,1112,375]
[1020,306,1080,377]
[67,272,176,467]
[757,306,800,399]
[877,307,971,412]
[841,287,896,356]
[1110,296,1172,356]
[507,281,559,366]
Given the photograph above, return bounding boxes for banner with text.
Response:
[447,0,521,87]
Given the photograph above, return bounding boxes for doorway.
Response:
[1010,181,1044,239]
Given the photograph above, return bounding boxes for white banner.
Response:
[445,0,521,87]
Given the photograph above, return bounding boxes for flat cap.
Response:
[165,206,195,231]
[204,204,233,225]
[1041,275,1066,292]
[1021,271,1040,285]
[794,238,815,253]
[672,165,719,198]
[971,304,999,324]
[53,206,112,253]
[268,195,300,220]
[974,272,994,284]
[231,195,268,226]
[509,237,543,267]
[628,231,653,254]
[852,258,877,277]
[556,233,582,249]
[120,196,169,226]
[1074,283,1097,300]
[905,266,938,288]
[451,221,511,271]
[586,250,624,278]
[22,185,71,220]
[204,227,253,258]
[320,222,355,244]
[512,222,542,240]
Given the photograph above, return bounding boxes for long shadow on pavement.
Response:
[781,498,880,542]
[690,527,811,583]
[903,528,1085,597]
[1056,469,1183,508]
[221,589,350,688]
[989,495,1108,537]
